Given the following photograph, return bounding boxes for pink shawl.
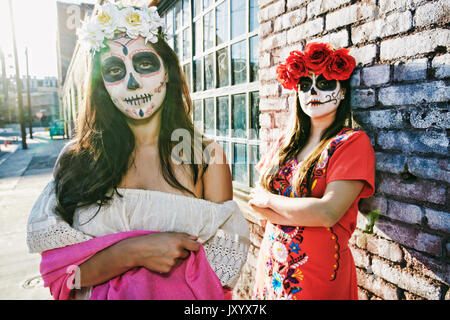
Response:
[40,231,225,300]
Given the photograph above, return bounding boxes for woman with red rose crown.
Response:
[249,42,375,300]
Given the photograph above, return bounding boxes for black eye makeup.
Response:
[132,51,161,75]
[102,56,126,83]
[316,74,337,91]
[298,75,337,92]
[298,77,313,93]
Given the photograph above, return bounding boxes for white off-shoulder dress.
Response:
[27,180,250,298]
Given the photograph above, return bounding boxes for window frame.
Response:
[160,0,260,192]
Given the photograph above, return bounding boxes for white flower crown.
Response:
[77,1,166,54]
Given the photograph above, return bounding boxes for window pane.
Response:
[193,59,202,92]
[183,27,191,60]
[165,9,174,38]
[231,0,246,39]
[218,141,229,165]
[250,0,259,32]
[217,96,229,136]
[231,40,247,85]
[203,0,214,9]
[183,63,191,91]
[216,0,228,45]
[233,143,248,184]
[182,0,190,26]
[232,94,246,138]
[174,33,181,57]
[204,98,215,135]
[174,2,182,31]
[203,10,214,51]
[193,0,201,17]
[194,21,202,56]
[250,36,259,82]
[250,91,260,140]
[250,145,260,187]
[193,100,202,129]
[204,53,214,90]
[216,47,229,87]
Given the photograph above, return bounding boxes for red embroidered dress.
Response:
[253,128,375,300]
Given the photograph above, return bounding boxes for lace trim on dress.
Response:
[203,229,250,288]
[27,223,93,254]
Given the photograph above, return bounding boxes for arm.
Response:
[78,232,200,287]
[201,142,250,288]
[202,141,233,203]
[248,179,364,227]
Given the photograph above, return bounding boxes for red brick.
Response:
[374,219,443,257]
[378,174,447,205]
[259,112,273,128]
[367,236,403,263]
[273,111,290,128]
[386,200,423,225]
[424,208,450,233]
[259,97,288,112]
[403,248,450,284]
[356,268,399,300]
[357,286,370,300]
[371,257,442,300]
[350,245,370,268]
[403,291,426,300]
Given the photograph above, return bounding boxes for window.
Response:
[161,0,260,190]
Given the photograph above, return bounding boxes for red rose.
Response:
[322,48,356,80]
[277,63,299,91]
[285,51,308,79]
[304,42,333,74]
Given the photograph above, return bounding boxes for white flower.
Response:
[143,6,164,26]
[144,33,159,44]
[119,7,149,39]
[77,3,166,54]
[95,2,120,38]
[77,19,105,52]
[272,241,288,263]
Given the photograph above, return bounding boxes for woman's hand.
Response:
[123,232,201,274]
[248,185,273,209]
[78,232,201,288]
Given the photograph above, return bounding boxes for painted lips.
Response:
[307,100,323,105]
[124,93,153,105]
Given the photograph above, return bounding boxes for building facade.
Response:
[61,0,450,300]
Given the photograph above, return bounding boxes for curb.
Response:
[0,144,20,168]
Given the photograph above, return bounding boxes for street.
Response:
[0,128,66,300]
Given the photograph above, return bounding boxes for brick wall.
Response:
[234,0,449,300]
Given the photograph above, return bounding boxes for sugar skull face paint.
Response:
[297,73,345,119]
[101,36,167,120]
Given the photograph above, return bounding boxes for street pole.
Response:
[0,47,8,125]
[8,0,27,149]
[25,47,33,139]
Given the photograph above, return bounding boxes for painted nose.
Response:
[127,73,141,90]
[310,86,317,95]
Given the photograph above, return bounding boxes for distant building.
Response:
[24,76,59,125]
[0,76,59,125]
[56,1,94,89]
[56,1,94,124]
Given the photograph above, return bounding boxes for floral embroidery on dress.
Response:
[255,128,360,300]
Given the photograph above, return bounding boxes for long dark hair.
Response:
[259,79,352,196]
[54,36,208,225]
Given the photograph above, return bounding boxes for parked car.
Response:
[49,120,65,139]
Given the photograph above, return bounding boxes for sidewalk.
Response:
[0,131,66,299]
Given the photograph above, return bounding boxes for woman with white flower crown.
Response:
[26,1,249,300]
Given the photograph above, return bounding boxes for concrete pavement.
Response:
[0,129,66,300]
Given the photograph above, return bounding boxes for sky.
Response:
[0,0,98,79]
